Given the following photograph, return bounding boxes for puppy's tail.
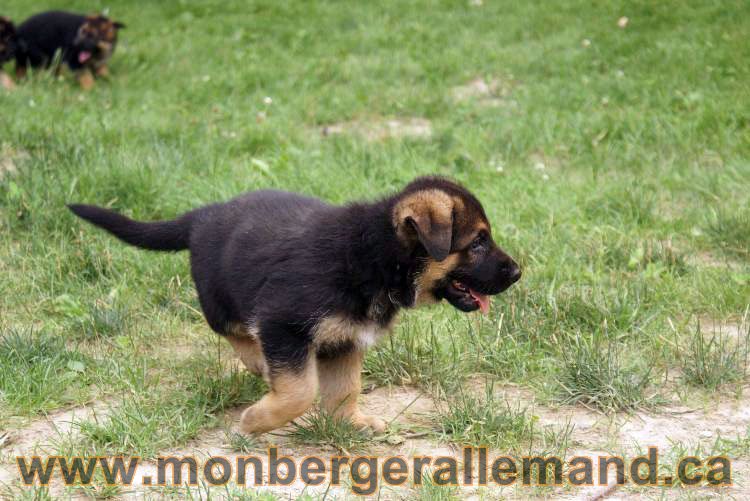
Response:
[67,204,191,251]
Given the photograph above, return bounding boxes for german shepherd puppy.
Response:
[68,177,521,434]
[14,11,124,90]
[0,16,16,89]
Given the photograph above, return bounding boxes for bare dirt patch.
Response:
[0,144,29,180]
[321,117,433,141]
[0,402,112,494]
[4,381,750,498]
[687,250,746,270]
[1,403,110,458]
[698,315,749,342]
[451,76,515,107]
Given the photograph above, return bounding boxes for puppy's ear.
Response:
[406,214,452,261]
[113,21,125,29]
[394,190,453,261]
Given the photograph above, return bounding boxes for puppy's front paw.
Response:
[351,413,387,433]
[78,71,95,91]
[239,406,260,434]
[0,73,14,90]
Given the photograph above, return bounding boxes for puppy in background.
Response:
[14,11,124,90]
[0,16,16,90]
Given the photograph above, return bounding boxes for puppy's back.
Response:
[16,11,84,63]
[191,190,330,249]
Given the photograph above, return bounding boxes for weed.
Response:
[555,332,660,412]
[289,409,372,453]
[435,381,572,457]
[679,317,749,390]
[705,207,750,259]
[74,356,265,457]
[0,329,93,415]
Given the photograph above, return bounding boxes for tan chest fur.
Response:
[314,314,391,351]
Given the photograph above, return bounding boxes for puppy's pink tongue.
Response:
[78,51,92,63]
[469,289,490,315]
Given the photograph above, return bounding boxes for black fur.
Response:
[0,16,16,65]
[15,11,123,72]
[69,177,521,372]
[67,204,191,251]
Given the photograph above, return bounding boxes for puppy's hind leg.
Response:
[240,352,317,435]
[225,334,267,380]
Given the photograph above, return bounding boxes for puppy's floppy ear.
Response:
[394,190,453,261]
[113,21,125,29]
[406,214,452,261]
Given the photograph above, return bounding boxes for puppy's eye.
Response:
[470,237,484,252]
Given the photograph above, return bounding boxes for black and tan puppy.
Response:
[68,177,521,434]
[15,11,124,90]
[0,16,16,89]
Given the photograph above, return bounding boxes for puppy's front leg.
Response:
[14,65,27,80]
[77,69,95,90]
[318,349,386,433]
[0,72,14,90]
[95,64,109,78]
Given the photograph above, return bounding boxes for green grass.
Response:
[0,329,94,417]
[0,485,54,501]
[0,0,749,494]
[288,410,373,453]
[67,355,266,458]
[224,430,261,454]
[678,317,749,390]
[364,317,466,390]
[554,329,661,412]
[435,381,573,456]
[706,206,750,259]
[412,474,460,501]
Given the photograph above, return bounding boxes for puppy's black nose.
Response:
[507,263,522,284]
[508,264,521,283]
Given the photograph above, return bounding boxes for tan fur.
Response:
[454,223,490,250]
[233,315,389,434]
[78,70,95,90]
[318,349,386,432]
[95,40,114,62]
[0,72,13,90]
[15,65,27,80]
[392,189,454,244]
[226,335,267,379]
[414,253,461,304]
[313,314,389,351]
[240,354,318,434]
[227,321,259,338]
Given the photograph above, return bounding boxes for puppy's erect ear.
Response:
[394,190,454,261]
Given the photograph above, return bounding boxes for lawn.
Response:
[1,0,749,499]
